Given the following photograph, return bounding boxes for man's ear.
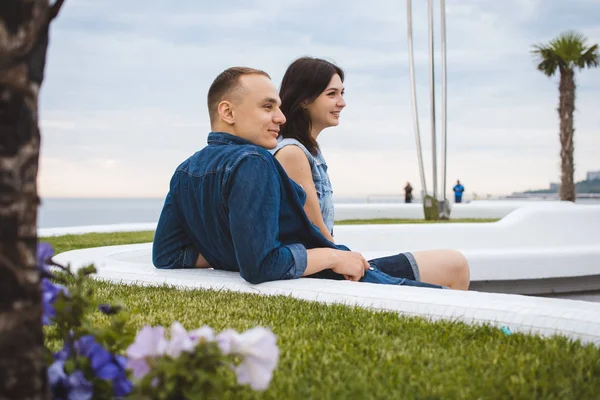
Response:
[217,101,235,125]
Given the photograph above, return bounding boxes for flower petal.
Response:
[216,329,240,355]
[48,360,67,387]
[126,325,167,358]
[188,326,215,346]
[126,357,150,380]
[112,376,134,397]
[166,322,194,357]
[95,362,120,380]
[66,371,93,400]
[231,327,279,390]
[235,359,274,391]
[37,242,54,273]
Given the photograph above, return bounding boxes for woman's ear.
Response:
[217,101,235,125]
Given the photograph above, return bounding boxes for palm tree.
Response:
[0,1,65,398]
[532,31,599,202]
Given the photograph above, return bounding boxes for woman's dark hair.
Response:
[279,57,344,155]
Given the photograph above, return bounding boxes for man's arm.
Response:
[228,154,362,283]
[227,154,310,283]
[152,191,199,269]
[227,155,369,284]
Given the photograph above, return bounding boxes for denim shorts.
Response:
[368,252,420,281]
[365,253,445,289]
[311,252,444,289]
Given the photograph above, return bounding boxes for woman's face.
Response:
[305,73,345,133]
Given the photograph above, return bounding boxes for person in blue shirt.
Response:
[453,180,465,203]
[152,66,470,290]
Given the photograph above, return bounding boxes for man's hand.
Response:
[331,251,370,282]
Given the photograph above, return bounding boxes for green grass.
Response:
[337,218,499,225]
[44,231,155,254]
[40,229,600,399]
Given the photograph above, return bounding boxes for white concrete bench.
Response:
[53,244,600,345]
[52,205,600,345]
[335,205,600,295]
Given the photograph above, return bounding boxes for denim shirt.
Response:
[153,132,349,284]
[152,132,427,287]
[270,138,335,235]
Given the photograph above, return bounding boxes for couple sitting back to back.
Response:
[152,57,470,290]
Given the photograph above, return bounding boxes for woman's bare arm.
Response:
[274,146,335,242]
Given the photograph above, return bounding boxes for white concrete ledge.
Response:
[53,243,600,346]
[47,203,600,344]
[334,200,576,220]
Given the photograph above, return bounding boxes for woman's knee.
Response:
[414,249,470,290]
[448,250,470,289]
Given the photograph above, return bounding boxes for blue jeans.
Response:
[362,253,443,288]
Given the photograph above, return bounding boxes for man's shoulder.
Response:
[176,144,275,176]
[229,145,278,173]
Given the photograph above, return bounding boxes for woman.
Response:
[270,57,343,243]
[271,57,470,290]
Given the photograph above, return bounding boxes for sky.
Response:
[38,0,600,199]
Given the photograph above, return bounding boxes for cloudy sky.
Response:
[38,0,600,199]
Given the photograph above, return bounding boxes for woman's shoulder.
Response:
[272,144,313,170]
[270,138,314,163]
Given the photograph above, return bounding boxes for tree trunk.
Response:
[558,68,576,202]
[0,1,64,399]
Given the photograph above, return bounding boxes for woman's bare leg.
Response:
[412,250,470,290]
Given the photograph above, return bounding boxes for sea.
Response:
[37,196,600,229]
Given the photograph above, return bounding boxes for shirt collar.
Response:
[207,132,255,146]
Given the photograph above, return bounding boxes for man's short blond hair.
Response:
[207,67,271,124]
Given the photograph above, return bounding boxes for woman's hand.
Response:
[330,250,370,281]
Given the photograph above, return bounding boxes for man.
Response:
[453,180,465,204]
[404,182,413,204]
[152,67,469,290]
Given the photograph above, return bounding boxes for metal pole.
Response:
[406,0,428,196]
[440,0,448,200]
[428,0,438,199]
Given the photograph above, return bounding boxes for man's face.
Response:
[231,74,286,149]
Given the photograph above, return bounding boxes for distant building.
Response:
[549,182,560,191]
[587,171,600,181]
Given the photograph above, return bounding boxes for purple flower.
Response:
[54,345,71,362]
[165,322,195,358]
[48,361,93,400]
[42,278,69,325]
[126,326,168,379]
[37,242,54,276]
[227,327,279,391]
[75,336,112,374]
[215,329,238,355]
[188,325,215,346]
[48,360,68,392]
[66,371,94,400]
[98,303,121,315]
[112,355,134,397]
[75,336,132,397]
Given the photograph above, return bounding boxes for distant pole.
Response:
[428,0,438,199]
[440,0,448,200]
[406,0,428,196]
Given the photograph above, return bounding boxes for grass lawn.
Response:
[337,218,500,225]
[40,223,600,399]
